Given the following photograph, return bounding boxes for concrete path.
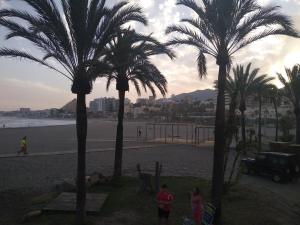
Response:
[0,143,299,208]
[0,144,166,159]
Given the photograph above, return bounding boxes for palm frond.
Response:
[0,48,72,80]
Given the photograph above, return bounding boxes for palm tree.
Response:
[222,65,273,186]
[278,65,300,144]
[96,29,174,178]
[166,1,298,221]
[256,82,274,151]
[234,64,274,147]
[236,63,259,146]
[268,86,282,142]
[0,1,146,224]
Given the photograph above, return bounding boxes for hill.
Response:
[171,89,216,102]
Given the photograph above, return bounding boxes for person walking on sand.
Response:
[156,184,174,225]
[18,136,28,155]
[190,187,204,225]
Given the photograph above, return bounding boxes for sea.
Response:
[0,116,75,128]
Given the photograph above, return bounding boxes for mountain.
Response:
[170,89,217,102]
[61,98,76,113]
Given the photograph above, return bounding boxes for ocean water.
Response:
[0,116,75,128]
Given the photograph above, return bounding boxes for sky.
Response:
[0,0,300,110]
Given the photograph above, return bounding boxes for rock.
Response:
[53,178,76,192]
[22,210,42,223]
[86,172,105,187]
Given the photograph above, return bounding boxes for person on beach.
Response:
[190,187,203,225]
[18,136,28,155]
[156,184,174,225]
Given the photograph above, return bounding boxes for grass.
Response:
[0,177,299,225]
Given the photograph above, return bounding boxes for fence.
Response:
[139,123,214,145]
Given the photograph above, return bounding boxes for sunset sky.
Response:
[0,0,300,110]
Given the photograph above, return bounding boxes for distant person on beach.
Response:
[190,187,203,225]
[138,129,142,137]
[2,124,5,128]
[156,184,174,225]
[18,136,28,155]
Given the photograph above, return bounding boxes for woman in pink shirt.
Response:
[190,187,203,225]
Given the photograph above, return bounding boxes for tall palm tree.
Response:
[268,86,282,142]
[236,63,259,146]
[234,63,274,147]
[96,29,174,178]
[278,65,300,144]
[0,1,146,224]
[166,0,298,222]
[256,83,274,151]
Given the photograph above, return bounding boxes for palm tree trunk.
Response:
[212,63,226,225]
[226,150,242,189]
[76,93,87,225]
[296,109,300,144]
[273,100,279,142]
[258,93,262,151]
[223,95,237,180]
[113,90,125,178]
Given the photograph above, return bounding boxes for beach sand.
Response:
[0,119,147,155]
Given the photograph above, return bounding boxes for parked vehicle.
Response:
[241,152,300,182]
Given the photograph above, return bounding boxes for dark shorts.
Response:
[158,208,170,219]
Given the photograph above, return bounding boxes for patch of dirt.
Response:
[96,210,140,225]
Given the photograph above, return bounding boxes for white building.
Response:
[89,97,118,113]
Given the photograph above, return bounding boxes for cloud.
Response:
[3,78,66,94]
[1,0,300,110]
[0,0,10,8]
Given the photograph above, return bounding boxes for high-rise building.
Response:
[89,97,119,114]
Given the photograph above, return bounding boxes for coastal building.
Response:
[89,97,119,114]
[136,98,148,105]
[20,108,30,113]
[19,108,31,117]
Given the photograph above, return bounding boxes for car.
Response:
[241,152,300,182]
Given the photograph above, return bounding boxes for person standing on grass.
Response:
[190,187,203,225]
[18,136,27,155]
[156,184,174,225]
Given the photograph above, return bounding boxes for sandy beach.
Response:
[0,119,148,155]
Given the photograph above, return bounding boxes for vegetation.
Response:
[223,63,273,191]
[96,28,174,178]
[278,65,300,143]
[0,0,147,224]
[1,177,299,225]
[166,0,298,222]
[279,113,295,142]
[232,63,273,147]
[256,83,275,151]
[266,86,282,142]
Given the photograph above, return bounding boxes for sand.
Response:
[0,119,147,155]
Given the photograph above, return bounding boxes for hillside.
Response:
[171,89,216,102]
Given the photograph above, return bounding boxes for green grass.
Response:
[0,177,299,225]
